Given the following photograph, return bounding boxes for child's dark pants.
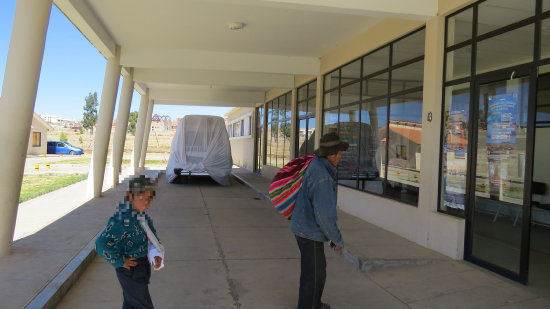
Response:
[115,256,154,309]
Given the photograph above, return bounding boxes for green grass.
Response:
[56,158,166,165]
[20,173,88,203]
[55,157,91,164]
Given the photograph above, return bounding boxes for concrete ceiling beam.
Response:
[150,88,265,107]
[133,68,295,89]
[121,48,319,75]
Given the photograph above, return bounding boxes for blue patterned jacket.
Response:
[95,201,159,269]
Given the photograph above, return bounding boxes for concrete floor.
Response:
[55,173,550,309]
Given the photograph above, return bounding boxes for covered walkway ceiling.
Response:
[54,0,437,107]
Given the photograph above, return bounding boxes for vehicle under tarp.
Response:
[166,115,232,186]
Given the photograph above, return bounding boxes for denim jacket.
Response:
[290,156,344,248]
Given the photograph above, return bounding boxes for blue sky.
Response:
[0,1,232,122]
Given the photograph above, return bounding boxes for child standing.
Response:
[95,175,164,309]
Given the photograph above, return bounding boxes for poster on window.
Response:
[486,92,518,201]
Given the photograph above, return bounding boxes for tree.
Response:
[82,92,98,134]
[127,111,139,135]
[60,132,68,142]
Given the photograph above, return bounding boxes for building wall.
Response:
[230,2,478,259]
[27,115,49,155]
[227,107,255,171]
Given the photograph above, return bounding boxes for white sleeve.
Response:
[147,242,165,270]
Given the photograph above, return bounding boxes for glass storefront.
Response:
[296,80,317,157]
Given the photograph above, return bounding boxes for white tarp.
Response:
[166,115,232,185]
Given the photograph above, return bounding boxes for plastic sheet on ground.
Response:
[166,115,232,186]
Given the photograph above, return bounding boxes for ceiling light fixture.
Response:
[228,22,245,31]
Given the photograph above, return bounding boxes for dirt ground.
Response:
[51,128,175,155]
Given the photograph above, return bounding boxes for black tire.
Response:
[69,151,76,155]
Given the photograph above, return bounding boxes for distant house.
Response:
[27,113,54,155]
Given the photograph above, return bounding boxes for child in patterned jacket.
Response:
[95,175,164,309]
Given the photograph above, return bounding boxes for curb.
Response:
[25,233,99,309]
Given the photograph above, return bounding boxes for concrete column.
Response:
[110,69,134,186]
[132,92,149,173]
[86,46,121,198]
[139,100,154,168]
[0,0,52,256]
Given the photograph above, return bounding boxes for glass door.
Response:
[467,73,530,280]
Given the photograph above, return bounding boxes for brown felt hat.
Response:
[314,132,349,157]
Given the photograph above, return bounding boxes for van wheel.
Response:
[69,151,76,155]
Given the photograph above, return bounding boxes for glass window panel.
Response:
[324,69,340,91]
[272,122,279,166]
[439,83,470,216]
[285,93,292,119]
[446,45,472,81]
[306,117,316,156]
[363,46,389,77]
[391,60,424,93]
[272,99,279,121]
[341,59,362,85]
[392,29,426,65]
[324,90,339,109]
[542,18,550,60]
[298,101,307,117]
[447,8,473,46]
[476,24,534,75]
[340,81,361,106]
[267,102,273,123]
[298,118,307,157]
[359,99,387,195]
[363,73,389,100]
[308,81,317,98]
[385,91,423,205]
[477,0,536,36]
[279,96,286,120]
[323,109,339,135]
[266,123,272,166]
[307,97,316,116]
[537,73,550,123]
[338,105,361,188]
[298,86,307,102]
[283,120,291,165]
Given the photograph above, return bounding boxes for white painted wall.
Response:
[227,107,255,171]
[27,115,50,155]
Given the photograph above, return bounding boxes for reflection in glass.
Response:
[338,104,361,188]
[266,123,272,166]
[529,72,550,291]
[307,97,316,116]
[477,0,535,36]
[340,82,361,106]
[308,81,317,98]
[476,24,534,75]
[298,100,307,117]
[385,92,423,205]
[393,29,426,65]
[446,46,472,81]
[298,86,307,102]
[447,8,473,46]
[281,120,291,167]
[272,122,279,167]
[341,59,361,85]
[297,119,307,157]
[363,73,388,100]
[256,107,264,172]
[360,99,387,195]
[324,91,339,109]
[440,83,470,216]
[391,60,424,93]
[272,99,279,121]
[285,93,292,119]
[324,69,340,91]
[542,18,550,60]
[307,118,316,155]
[363,46,389,77]
[323,109,339,135]
[471,77,529,275]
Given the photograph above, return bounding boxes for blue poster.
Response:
[487,93,517,149]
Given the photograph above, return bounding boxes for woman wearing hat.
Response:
[290,132,348,309]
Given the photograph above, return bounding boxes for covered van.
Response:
[166,115,232,185]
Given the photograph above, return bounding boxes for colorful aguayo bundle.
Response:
[269,155,315,219]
